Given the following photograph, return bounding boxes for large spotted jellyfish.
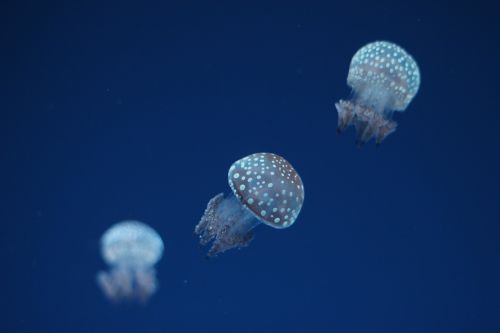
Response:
[96,221,164,303]
[335,41,421,146]
[195,153,305,257]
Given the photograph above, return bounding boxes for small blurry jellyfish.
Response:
[195,153,305,257]
[335,41,421,146]
[96,221,164,303]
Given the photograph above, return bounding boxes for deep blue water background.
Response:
[2,1,500,332]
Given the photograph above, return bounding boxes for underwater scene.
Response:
[3,1,500,332]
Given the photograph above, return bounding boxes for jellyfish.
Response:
[335,41,421,146]
[96,220,164,303]
[195,152,305,257]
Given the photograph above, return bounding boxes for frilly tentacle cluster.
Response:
[336,100,397,146]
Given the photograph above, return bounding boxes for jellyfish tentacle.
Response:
[195,193,224,245]
[376,120,398,145]
[134,268,158,303]
[195,193,257,257]
[335,100,357,134]
[207,224,255,257]
[355,106,379,146]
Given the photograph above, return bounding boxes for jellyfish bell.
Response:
[195,153,305,257]
[100,221,163,268]
[335,41,421,146]
[96,221,164,303]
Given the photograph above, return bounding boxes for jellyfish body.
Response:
[195,153,305,257]
[96,221,164,303]
[335,41,421,146]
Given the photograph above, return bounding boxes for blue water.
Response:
[2,1,499,332]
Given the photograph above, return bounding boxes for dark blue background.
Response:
[2,1,499,332]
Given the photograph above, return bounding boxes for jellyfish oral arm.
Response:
[335,100,397,146]
[96,267,158,303]
[335,100,356,134]
[96,270,120,301]
[195,193,260,257]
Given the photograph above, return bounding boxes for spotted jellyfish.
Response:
[96,220,164,303]
[195,153,305,257]
[335,41,421,146]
